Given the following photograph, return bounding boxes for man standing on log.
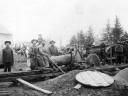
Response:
[48,40,58,56]
[2,41,14,72]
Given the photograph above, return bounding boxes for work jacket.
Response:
[2,47,14,64]
[48,45,58,56]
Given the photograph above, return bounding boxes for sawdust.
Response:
[1,70,128,96]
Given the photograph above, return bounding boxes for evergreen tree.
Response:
[102,20,112,44]
[112,16,123,43]
[120,31,128,42]
[70,35,77,45]
[85,26,94,47]
[77,30,86,45]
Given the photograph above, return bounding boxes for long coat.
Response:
[2,47,14,65]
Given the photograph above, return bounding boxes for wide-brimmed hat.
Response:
[31,39,38,43]
[50,40,56,44]
[5,41,11,44]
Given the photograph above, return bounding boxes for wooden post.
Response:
[110,46,113,65]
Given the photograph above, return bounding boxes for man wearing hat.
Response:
[2,41,14,72]
[48,40,58,56]
[28,39,39,70]
[38,34,44,45]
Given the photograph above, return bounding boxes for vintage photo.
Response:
[0,0,127,96]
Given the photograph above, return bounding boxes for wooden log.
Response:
[0,72,63,82]
[0,93,11,96]
[48,56,65,74]
[0,68,55,78]
[0,70,42,78]
[93,64,128,71]
[17,78,52,94]
[51,54,71,65]
[79,64,128,72]
[0,91,11,96]
[0,64,127,83]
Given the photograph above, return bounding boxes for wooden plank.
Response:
[17,78,52,94]
[74,84,82,89]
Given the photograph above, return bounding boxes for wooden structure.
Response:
[0,64,128,83]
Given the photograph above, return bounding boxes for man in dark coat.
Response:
[28,39,39,70]
[48,40,58,56]
[2,41,14,72]
[115,44,123,64]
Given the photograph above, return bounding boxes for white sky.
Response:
[0,0,128,46]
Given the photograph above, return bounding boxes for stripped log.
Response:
[47,56,65,74]
[17,78,52,94]
[51,54,71,66]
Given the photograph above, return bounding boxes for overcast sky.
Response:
[0,0,128,46]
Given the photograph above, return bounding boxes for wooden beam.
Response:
[0,64,127,83]
[17,78,52,94]
[0,68,55,78]
[0,70,42,78]
[0,72,62,82]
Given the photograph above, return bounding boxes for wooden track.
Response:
[0,64,127,82]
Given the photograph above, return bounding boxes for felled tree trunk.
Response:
[51,54,72,65]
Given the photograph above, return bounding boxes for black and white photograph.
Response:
[0,0,128,96]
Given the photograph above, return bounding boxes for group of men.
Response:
[28,38,59,70]
[2,34,59,72]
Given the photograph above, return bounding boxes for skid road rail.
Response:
[0,64,127,82]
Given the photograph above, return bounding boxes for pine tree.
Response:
[70,35,77,45]
[102,20,112,44]
[85,26,94,47]
[77,30,86,46]
[120,31,128,42]
[112,16,123,43]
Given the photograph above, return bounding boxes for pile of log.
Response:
[0,68,62,82]
[0,64,127,83]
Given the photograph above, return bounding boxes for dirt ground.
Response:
[0,70,128,96]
